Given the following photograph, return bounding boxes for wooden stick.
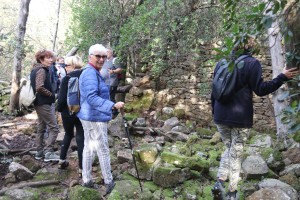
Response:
[0,180,60,195]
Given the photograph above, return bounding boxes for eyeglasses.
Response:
[91,54,107,59]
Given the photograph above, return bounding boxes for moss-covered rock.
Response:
[107,180,149,199]
[68,185,101,200]
[162,188,175,198]
[173,109,186,119]
[136,143,158,164]
[196,128,214,137]
[152,166,190,187]
[182,180,202,199]
[125,93,154,113]
[34,168,69,181]
[143,181,160,192]
[160,151,209,172]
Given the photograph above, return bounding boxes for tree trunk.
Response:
[268,27,289,143]
[52,0,62,51]
[9,0,31,113]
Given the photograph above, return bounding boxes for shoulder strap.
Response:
[235,55,250,64]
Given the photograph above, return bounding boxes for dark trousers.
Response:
[110,86,118,103]
[60,115,84,169]
[110,86,118,116]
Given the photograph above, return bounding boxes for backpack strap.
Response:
[234,55,250,65]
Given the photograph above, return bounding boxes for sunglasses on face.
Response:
[91,54,107,59]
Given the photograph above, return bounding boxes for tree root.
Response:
[0,180,60,195]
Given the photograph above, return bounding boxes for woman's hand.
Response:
[282,67,299,79]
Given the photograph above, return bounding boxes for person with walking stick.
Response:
[77,44,124,195]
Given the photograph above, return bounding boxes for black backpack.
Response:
[212,55,249,103]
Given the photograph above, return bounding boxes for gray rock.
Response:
[108,114,126,139]
[165,131,188,142]
[8,162,33,181]
[246,188,291,200]
[279,164,300,177]
[242,155,269,179]
[162,107,174,115]
[4,173,17,185]
[133,118,147,127]
[258,178,298,200]
[162,117,179,132]
[117,149,132,164]
[250,134,272,148]
[5,189,36,200]
[171,125,189,134]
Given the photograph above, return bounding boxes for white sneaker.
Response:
[44,152,60,162]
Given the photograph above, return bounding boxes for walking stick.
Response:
[120,108,143,192]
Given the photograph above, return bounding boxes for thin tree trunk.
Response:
[265,3,288,143]
[52,0,62,51]
[9,0,31,113]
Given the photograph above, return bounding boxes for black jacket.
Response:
[30,64,55,106]
[57,70,82,117]
[211,53,288,128]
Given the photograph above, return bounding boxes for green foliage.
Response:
[66,0,222,77]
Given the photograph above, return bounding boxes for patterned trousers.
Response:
[80,119,113,184]
[216,124,249,192]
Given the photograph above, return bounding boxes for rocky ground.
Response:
[0,108,300,200]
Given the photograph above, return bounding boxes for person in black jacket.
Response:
[211,38,299,200]
[56,55,84,177]
[30,49,60,162]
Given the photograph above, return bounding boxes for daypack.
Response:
[212,55,249,103]
[19,77,36,108]
[67,75,81,115]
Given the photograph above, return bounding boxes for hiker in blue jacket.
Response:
[56,55,84,177]
[77,44,124,195]
[211,36,299,200]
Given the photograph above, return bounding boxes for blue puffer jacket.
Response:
[77,64,114,122]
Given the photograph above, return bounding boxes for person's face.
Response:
[89,50,107,70]
[41,56,53,67]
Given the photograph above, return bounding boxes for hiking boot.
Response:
[212,180,226,200]
[35,151,44,160]
[58,160,69,169]
[44,152,60,162]
[105,181,115,195]
[226,190,239,200]
[82,180,94,188]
